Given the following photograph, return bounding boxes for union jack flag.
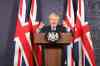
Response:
[64,0,96,66]
[63,0,75,66]
[29,0,42,66]
[13,0,34,66]
[75,0,96,66]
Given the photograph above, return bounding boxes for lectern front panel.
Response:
[45,48,62,66]
[33,33,72,66]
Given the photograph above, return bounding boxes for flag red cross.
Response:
[75,17,96,66]
[18,48,21,66]
[15,18,34,66]
[65,16,95,66]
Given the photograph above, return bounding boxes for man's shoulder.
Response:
[42,25,50,29]
[40,25,50,32]
[57,25,65,28]
[57,25,67,32]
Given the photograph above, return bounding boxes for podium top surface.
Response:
[33,33,73,45]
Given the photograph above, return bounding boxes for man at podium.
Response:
[36,12,68,33]
[35,12,70,66]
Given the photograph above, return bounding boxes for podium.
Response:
[33,33,73,66]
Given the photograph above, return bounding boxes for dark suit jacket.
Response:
[40,25,67,33]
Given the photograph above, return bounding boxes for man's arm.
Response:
[39,26,47,33]
[36,22,45,33]
[61,26,68,32]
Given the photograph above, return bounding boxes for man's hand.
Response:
[62,20,71,32]
[62,20,68,28]
[36,22,45,32]
[38,22,45,29]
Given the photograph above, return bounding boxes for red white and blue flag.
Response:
[13,0,34,66]
[64,0,75,66]
[75,0,96,66]
[64,0,96,66]
[29,0,42,66]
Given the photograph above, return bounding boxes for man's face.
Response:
[49,14,59,27]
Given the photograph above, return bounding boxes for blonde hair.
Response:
[49,13,60,20]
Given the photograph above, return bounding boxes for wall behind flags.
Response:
[0,0,17,66]
[0,0,100,66]
[85,0,100,65]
